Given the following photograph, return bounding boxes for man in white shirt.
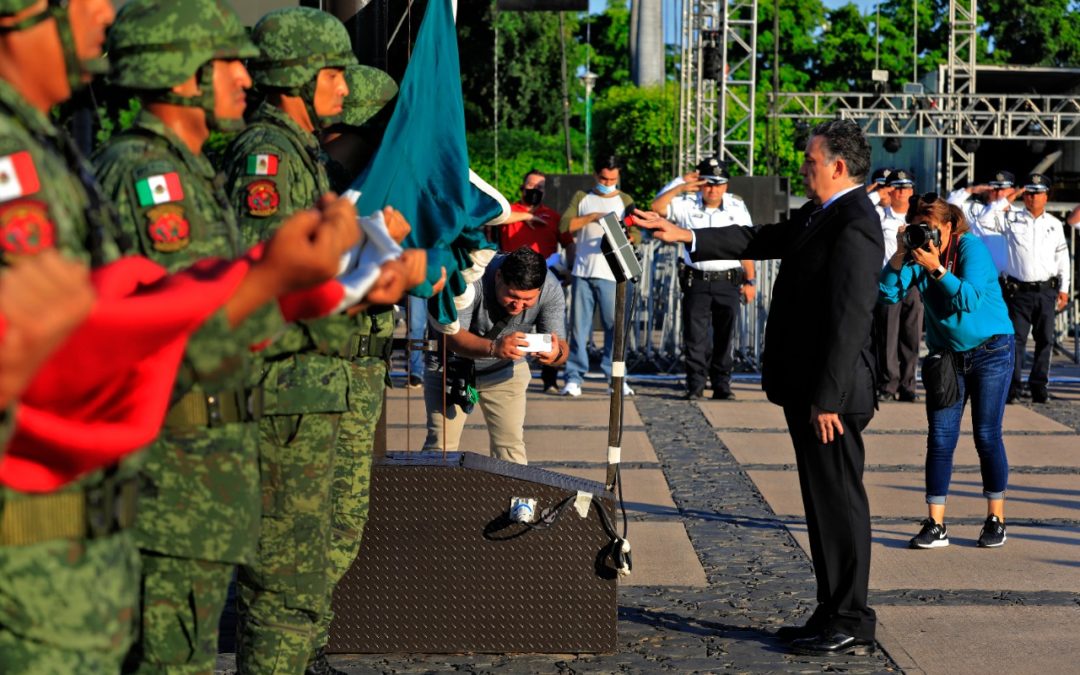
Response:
[558,156,635,397]
[979,173,1070,403]
[866,167,893,221]
[651,157,755,399]
[872,170,922,401]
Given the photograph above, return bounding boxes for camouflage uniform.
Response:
[311,64,400,662]
[219,9,360,674]
[90,2,276,672]
[0,3,134,671]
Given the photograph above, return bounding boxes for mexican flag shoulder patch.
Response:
[135,172,184,207]
[0,150,42,202]
[246,154,279,176]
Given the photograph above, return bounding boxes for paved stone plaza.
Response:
[218,360,1080,674]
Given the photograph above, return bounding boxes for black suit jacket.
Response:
[691,188,884,413]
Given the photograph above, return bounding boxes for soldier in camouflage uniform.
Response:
[220,8,359,674]
[0,1,138,672]
[92,2,361,672]
[309,64,400,675]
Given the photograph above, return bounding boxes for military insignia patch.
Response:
[146,204,191,252]
[0,151,42,202]
[245,179,280,217]
[246,154,279,176]
[0,199,54,257]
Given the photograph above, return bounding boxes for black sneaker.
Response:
[909,517,949,549]
[977,515,1007,548]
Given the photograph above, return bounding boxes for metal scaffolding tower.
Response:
[677,0,758,176]
[770,1,1079,190]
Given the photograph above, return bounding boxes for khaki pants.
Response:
[423,359,531,464]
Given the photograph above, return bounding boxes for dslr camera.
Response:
[902,222,941,252]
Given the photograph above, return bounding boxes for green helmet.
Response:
[339,65,398,128]
[0,0,108,92]
[0,0,36,15]
[107,0,258,90]
[249,7,357,89]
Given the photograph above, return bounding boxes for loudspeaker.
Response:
[328,451,619,653]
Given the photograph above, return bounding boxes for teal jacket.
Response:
[879,233,1013,353]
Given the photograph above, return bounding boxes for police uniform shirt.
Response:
[666,187,751,272]
[948,189,1009,273]
[880,206,905,266]
[999,207,1071,291]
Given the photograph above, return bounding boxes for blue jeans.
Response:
[565,276,617,385]
[924,333,1014,504]
[407,295,427,377]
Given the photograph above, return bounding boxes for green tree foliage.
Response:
[578,0,631,98]
[591,84,677,201]
[467,127,584,198]
[978,0,1080,67]
[458,2,585,137]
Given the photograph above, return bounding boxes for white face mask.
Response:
[595,182,616,195]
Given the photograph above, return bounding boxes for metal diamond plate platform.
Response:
[328,452,618,653]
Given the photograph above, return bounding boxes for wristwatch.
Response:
[931,265,946,281]
[741,279,755,286]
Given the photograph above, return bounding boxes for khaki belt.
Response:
[0,479,138,546]
[164,387,262,429]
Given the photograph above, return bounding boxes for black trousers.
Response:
[872,286,923,396]
[782,405,876,640]
[682,276,740,395]
[1006,287,1056,391]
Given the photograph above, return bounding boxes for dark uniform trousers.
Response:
[873,285,923,396]
[1006,285,1057,393]
[681,272,741,395]
[783,406,876,639]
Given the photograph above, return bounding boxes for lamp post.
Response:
[580,70,598,173]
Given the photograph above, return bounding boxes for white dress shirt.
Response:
[979,207,1071,291]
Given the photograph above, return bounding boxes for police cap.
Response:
[988,170,1015,189]
[696,157,729,184]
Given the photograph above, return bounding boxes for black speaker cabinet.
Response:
[328,451,619,653]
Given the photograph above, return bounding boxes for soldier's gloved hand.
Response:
[0,251,95,408]
[382,206,412,243]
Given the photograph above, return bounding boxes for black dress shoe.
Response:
[897,389,918,402]
[774,623,817,642]
[789,629,875,656]
[1031,387,1049,403]
[711,390,736,400]
[684,389,704,401]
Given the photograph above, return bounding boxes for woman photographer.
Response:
[880,194,1014,549]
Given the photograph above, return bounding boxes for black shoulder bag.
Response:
[923,233,962,411]
[445,311,513,414]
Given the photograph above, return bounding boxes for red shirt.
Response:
[501,202,571,259]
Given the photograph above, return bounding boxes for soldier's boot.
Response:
[305,647,347,675]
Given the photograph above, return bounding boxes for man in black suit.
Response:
[635,120,883,656]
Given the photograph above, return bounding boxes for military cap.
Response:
[249,7,358,89]
[339,65,398,128]
[1024,173,1050,193]
[887,169,914,188]
[988,170,1015,189]
[871,167,892,185]
[107,0,259,90]
[696,157,729,184]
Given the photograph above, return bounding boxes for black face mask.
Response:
[522,188,544,207]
